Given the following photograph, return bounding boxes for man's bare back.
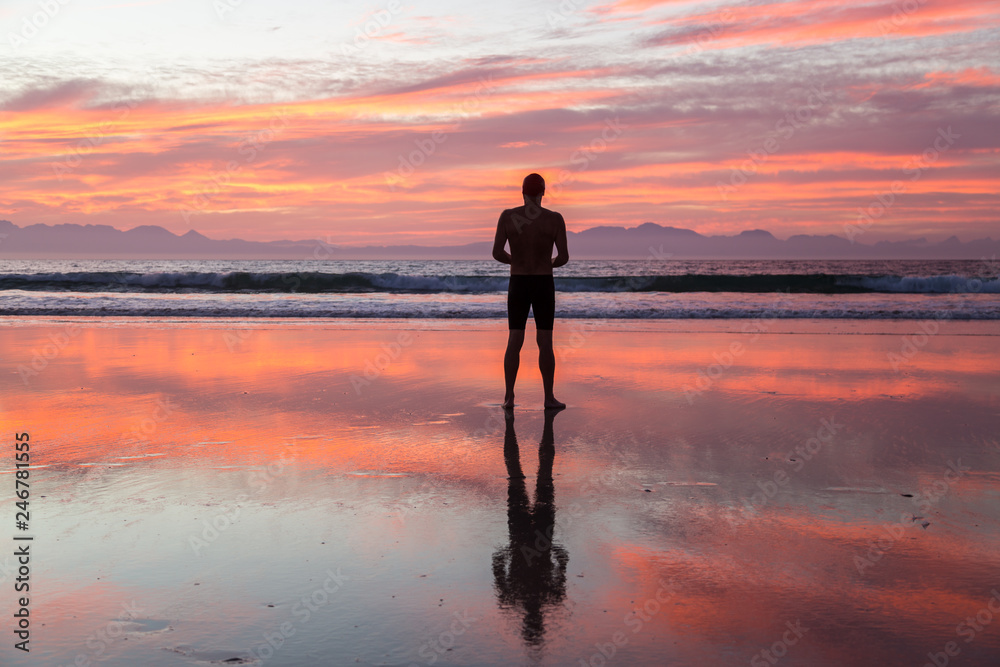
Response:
[492,204,569,275]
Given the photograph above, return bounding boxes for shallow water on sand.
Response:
[1,320,999,666]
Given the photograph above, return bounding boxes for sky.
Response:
[0,0,998,247]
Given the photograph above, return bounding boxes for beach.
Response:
[1,318,999,666]
[6,0,1000,662]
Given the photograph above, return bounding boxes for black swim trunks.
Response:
[507,274,555,330]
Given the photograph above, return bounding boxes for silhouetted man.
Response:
[492,173,569,410]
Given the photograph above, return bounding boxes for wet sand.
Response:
[1,318,999,666]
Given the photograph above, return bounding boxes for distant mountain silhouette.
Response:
[0,219,995,259]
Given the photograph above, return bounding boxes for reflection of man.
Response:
[492,409,568,650]
[492,173,569,410]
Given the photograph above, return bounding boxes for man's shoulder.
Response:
[500,207,537,219]
[502,205,564,231]
[507,205,563,216]
[542,207,564,225]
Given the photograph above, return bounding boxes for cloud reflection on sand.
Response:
[0,320,998,666]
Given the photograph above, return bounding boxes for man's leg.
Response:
[536,330,565,409]
[503,329,525,409]
[533,275,564,409]
[505,275,531,409]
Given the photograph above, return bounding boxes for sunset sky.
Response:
[1,0,998,246]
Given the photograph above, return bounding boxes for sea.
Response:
[0,258,998,320]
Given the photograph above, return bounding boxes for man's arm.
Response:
[551,213,569,268]
[492,211,511,264]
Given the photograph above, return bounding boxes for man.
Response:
[492,173,569,410]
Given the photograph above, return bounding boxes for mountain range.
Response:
[0,219,996,259]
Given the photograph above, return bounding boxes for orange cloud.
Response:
[636,0,1000,49]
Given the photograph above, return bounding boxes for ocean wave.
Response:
[1,293,997,320]
[850,275,1000,294]
[1,271,998,294]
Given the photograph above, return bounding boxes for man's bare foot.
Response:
[544,397,566,410]
[502,394,515,410]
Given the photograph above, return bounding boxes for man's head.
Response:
[522,173,545,200]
